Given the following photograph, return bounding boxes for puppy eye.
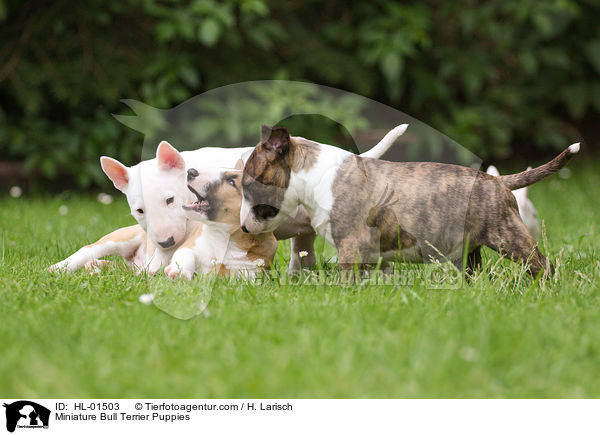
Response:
[166,196,174,205]
[227,178,236,187]
[136,208,144,214]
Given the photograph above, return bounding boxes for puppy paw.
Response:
[165,263,194,280]
[164,264,180,279]
[47,261,68,273]
[84,259,111,274]
[146,264,161,276]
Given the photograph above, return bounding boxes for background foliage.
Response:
[0,0,598,188]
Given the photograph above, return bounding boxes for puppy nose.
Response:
[187,168,199,181]
[241,225,249,233]
[158,236,175,248]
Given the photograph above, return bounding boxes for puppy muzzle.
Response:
[158,236,175,248]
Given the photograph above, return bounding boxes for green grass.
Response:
[1,160,599,398]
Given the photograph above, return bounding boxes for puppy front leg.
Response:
[163,224,204,279]
[48,225,145,272]
[145,248,173,275]
[289,233,317,271]
[273,206,317,271]
[337,237,370,283]
[164,248,197,280]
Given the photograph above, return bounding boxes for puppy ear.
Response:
[234,159,244,170]
[260,125,272,143]
[157,141,185,171]
[264,126,291,156]
[100,157,129,192]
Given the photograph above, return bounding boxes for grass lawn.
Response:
[1,159,599,398]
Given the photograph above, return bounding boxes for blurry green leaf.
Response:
[156,22,175,42]
[462,70,483,98]
[584,40,600,74]
[40,159,57,179]
[563,84,587,118]
[519,51,538,75]
[380,52,403,83]
[199,19,221,46]
[590,83,600,112]
[241,0,269,16]
[532,12,554,38]
[179,65,199,88]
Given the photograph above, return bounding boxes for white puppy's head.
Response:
[101,141,191,250]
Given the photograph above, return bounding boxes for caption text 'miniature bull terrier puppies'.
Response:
[240,124,580,276]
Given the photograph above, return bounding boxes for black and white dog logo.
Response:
[3,401,50,432]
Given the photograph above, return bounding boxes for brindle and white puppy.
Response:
[164,161,277,279]
[240,124,580,276]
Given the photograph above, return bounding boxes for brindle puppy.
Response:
[240,124,580,276]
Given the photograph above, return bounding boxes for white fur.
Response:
[292,144,352,245]
[486,165,540,240]
[360,124,408,159]
[165,223,262,280]
[48,232,146,272]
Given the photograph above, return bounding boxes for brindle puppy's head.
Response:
[240,125,294,233]
[183,164,244,227]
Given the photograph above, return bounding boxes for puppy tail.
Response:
[499,143,580,190]
[360,124,409,159]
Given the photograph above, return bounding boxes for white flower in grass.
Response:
[299,251,309,258]
[210,258,218,266]
[254,258,265,267]
[9,186,22,198]
[139,293,154,305]
[58,205,68,215]
[97,193,113,204]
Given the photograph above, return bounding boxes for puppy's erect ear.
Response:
[234,159,244,170]
[100,156,129,192]
[264,126,291,156]
[260,125,272,143]
[157,141,185,171]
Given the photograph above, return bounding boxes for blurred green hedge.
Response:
[0,0,598,188]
